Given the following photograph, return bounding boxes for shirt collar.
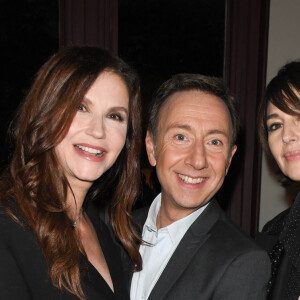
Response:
[143,193,209,244]
[166,205,207,244]
[144,193,161,233]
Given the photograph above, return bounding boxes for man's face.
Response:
[146,90,237,220]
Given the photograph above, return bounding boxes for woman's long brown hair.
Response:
[0,46,142,299]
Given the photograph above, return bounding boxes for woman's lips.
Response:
[73,143,106,162]
[284,150,300,161]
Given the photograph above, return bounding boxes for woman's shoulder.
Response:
[0,200,18,225]
[0,200,32,243]
[262,208,290,236]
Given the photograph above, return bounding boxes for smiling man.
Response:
[130,74,270,300]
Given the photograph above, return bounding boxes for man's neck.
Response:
[156,202,197,229]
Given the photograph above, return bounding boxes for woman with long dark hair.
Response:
[257,60,300,300]
[0,46,142,300]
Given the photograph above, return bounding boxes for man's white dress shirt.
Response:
[130,193,209,300]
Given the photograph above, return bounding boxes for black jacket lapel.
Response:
[148,199,221,300]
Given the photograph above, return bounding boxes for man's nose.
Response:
[184,141,208,170]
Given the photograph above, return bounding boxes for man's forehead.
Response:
[159,91,231,124]
[154,90,234,143]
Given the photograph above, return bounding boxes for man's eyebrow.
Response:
[166,123,192,131]
[166,124,227,136]
[207,129,227,136]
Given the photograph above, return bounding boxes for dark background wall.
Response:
[118,0,225,168]
[0,0,270,236]
[0,0,225,170]
[0,0,59,169]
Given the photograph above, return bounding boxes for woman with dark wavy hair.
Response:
[0,46,142,300]
[257,60,300,300]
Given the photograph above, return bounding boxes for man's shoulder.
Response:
[193,201,265,253]
[200,208,266,259]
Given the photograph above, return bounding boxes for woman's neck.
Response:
[66,185,88,221]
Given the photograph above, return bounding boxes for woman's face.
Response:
[267,102,300,180]
[55,71,129,191]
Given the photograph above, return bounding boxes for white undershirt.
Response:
[130,193,209,300]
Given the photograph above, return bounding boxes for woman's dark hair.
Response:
[0,46,142,299]
[258,60,300,156]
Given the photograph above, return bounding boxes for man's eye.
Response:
[210,139,222,146]
[78,104,87,111]
[175,134,186,141]
[268,123,282,132]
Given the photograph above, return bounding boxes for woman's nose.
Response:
[282,122,298,144]
[86,117,105,139]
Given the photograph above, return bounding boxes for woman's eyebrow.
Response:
[110,106,129,115]
[266,113,278,120]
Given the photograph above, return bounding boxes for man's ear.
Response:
[225,144,237,175]
[145,131,157,167]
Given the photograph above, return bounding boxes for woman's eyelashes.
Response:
[108,109,128,123]
[267,114,300,132]
[108,112,124,122]
[267,122,283,132]
[78,103,87,111]
[77,103,127,123]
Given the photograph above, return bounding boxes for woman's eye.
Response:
[78,104,87,111]
[109,113,123,121]
[268,123,282,132]
[175,134,186,141]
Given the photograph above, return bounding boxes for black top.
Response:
[256,192,300,300]
[0,202,130,300]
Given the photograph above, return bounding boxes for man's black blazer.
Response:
[130,199,271,300]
